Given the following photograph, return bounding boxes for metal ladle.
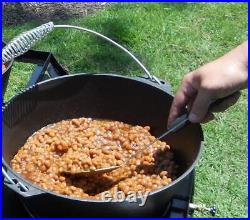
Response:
[62,113,189,177]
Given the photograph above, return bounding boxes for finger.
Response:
[187,97,195,112]
[209,91,241,113]
[167,75,197,128]
[201,111,215,123]
[189,90,212,123]
[167,89,188,128]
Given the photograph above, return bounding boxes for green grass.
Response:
[2,2,248,217]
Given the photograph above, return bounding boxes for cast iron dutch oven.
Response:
[2,23,203,217]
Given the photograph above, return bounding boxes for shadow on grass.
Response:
[52,16,144,76]
[78,18,141,75]
[4,2,193,76]
[161,2,190,11]
[59,3,192,75]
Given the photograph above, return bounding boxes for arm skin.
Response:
[168,41,248,127]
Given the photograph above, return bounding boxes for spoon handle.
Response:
[158,91,240,140]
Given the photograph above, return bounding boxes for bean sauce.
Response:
[11,117,178,199]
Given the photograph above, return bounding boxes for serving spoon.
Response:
[62,92,240,177]
[62,113,189,177]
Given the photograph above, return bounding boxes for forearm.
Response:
[168,41,248,125]
[219,41,248,89]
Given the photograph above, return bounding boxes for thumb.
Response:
[189,90,212,123]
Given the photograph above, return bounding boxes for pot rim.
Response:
[2,73,204,203]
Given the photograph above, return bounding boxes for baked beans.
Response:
[11,117,178,199]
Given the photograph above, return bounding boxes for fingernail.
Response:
[189,113,199,123]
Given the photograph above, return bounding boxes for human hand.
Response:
[168,41,248,127]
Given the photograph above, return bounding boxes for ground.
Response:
[2,2,108,25]
[2,2,248,217]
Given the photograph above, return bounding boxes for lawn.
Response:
[2,2,248,217]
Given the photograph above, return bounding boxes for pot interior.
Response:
[2,74,203,177]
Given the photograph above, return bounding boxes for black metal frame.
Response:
[17,50,68,87]
[167,170,195,218]
[2,41,68,88]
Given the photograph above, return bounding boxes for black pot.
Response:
[2,74,203,217]
[2,59,14,97]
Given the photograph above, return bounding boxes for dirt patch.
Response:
[2,2,109,25]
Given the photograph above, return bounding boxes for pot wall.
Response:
[2,74,203,217]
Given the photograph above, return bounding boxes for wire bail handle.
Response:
[2,22,161,84]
